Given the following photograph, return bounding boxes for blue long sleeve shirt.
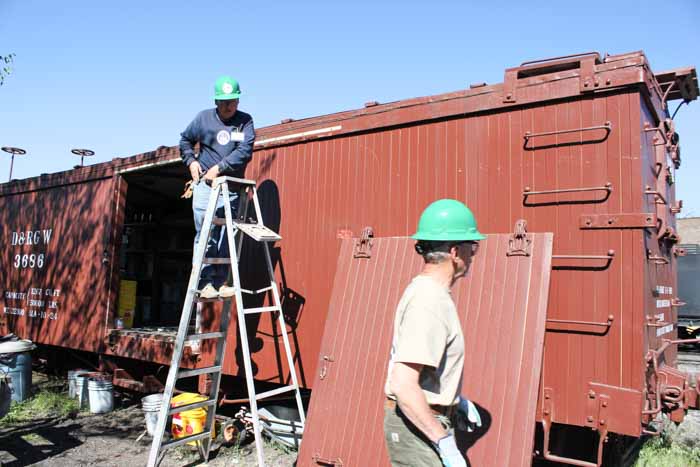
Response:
[179,108,255,177]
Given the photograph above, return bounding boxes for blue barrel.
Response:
[0,351,32,402]
[0,339,34,403]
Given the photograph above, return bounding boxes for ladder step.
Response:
[202,257,232,265]
[241,286,273,295]
[168,398,217,415]
[256,384,298,401]
[186,332,225,341]
[178,365,222,379]
[234,223,282,242]
[243,306,281,315]
[160,431,212,451]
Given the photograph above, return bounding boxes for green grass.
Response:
[0,388,78,425]
[635,432,700,467]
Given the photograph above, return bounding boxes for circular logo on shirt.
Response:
[222,83,233,94]
[216,130,231,145]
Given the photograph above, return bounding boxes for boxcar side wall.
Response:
[238,88,652,428]
[0,178,116,353]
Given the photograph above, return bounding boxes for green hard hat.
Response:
[412,199,486,241]
[214,76,241,100]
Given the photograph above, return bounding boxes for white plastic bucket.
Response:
[87,378,114,414]
[67,370,89,399]
[142,393,164,436]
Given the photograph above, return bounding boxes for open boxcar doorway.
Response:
[115,161,193,330]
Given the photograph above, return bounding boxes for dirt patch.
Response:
[0,374,297,466]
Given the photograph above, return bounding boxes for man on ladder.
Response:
[180,75,255,299]
[147,76,305,467]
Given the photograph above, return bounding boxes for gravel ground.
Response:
[0,404,297,466]
[0,374,297,467]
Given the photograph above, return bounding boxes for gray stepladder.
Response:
[147,176,306,467]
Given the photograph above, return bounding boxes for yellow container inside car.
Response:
[171,392,215,445]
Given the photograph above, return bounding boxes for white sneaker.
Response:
[218,285,236,299]
[198,283,219,299]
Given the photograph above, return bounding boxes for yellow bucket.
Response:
[171,392,215,445]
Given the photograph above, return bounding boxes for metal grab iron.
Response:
[547,314,614,330]
[644,185,668,205]
[524,121,612,142]
[523,182,612,198]
[644,122,668,146]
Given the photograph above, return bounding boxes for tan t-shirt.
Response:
[384,275,465,406]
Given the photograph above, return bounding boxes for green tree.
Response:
[0,53,16,86]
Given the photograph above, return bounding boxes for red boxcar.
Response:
[1,51,698,462]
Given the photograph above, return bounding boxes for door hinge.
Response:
[353,227,374,259]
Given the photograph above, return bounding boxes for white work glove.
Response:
[435,434,467,467]
[456,396,482,432]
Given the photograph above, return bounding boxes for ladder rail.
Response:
[221,181,267,467]
[262,242,307,425]
[146,181,221,467]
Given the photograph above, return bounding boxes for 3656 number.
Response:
[13,254,45,269]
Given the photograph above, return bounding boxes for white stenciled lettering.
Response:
[5,291,26,300]
[9,228,53,246]
[3,307,25,316]
[12,253,45,269]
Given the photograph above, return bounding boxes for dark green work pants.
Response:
[383,405,453,467]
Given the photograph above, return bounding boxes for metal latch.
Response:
[353,227,374,259]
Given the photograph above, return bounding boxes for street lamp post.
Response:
[71,148,95,168]
[1,146,27,182]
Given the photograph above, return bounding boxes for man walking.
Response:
[384,199,484,467]
[179,75,255,299]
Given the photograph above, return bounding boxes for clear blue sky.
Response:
[1,0,699,213]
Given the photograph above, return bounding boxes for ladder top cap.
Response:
[213,176,256,187]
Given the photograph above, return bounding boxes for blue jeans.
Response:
[192,180,239,288]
